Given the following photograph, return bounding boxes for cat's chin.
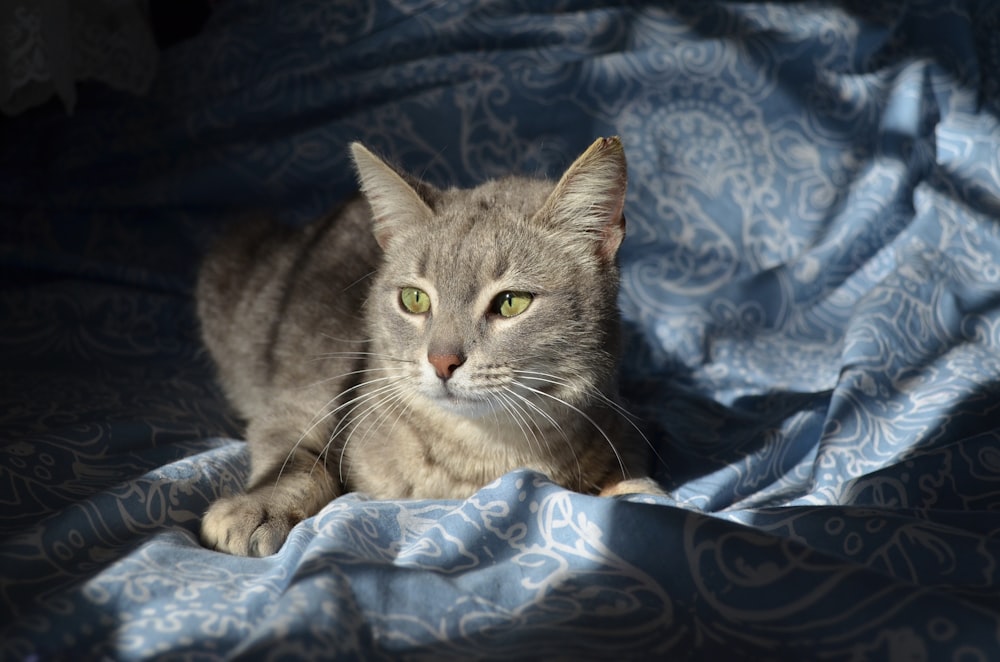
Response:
[428,393,496,420]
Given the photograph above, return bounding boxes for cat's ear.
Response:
[534,136,627,262]
[350,142,435,250]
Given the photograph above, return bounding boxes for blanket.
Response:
[2,1,1000,658]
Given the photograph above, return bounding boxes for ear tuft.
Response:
[350,142,434,250]
[534,136,628,262]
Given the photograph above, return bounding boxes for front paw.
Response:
[599,476,665,498]
[200,493,304,556]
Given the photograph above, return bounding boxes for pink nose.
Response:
[428,353,464,380]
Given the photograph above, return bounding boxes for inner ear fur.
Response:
[350,142,436,250]
[533,136,628,262]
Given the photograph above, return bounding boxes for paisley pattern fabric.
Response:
[3,0,1000,658]
[0,0,158,116]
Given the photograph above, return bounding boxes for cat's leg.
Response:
[201,397,342,556]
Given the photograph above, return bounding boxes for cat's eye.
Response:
[400,287,431,314]
[492,291,533,318]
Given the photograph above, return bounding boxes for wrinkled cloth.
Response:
[0,0,156,115]
[2,1,1000,659]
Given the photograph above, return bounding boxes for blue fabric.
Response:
[3,0,1000,658]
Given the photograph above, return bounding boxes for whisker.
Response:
[325,380,409,449]
[336,382,414,484]
[341,269,378,293]
[513,369,666,470]
[297,365,407,392]
[272,375,403,491]
[302,374,400,435]
[516,383,627,482]
[503,385,583,488]
[310,350,417,364]
[340,387,417,486]
[313,380,411,481]
[488,391,502,429]
[494,389,541,456]
[514,369,635,418]
[501,385,563,435]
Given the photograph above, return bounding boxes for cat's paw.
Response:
[200,493,304,557]
[599,477,665,498]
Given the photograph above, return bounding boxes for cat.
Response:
[197,136,662,556]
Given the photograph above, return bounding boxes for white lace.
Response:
[0,0,157,115]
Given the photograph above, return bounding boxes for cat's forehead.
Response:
[411,179,551,259]
[437,176,553,217]
[439,180,552,254]
[382,179,567,286]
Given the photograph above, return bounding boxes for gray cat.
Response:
[198,137,661,556]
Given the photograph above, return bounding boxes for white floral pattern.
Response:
[2,0,1000,658]
[0,0,157,115]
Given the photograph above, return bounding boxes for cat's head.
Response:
[351,138,628,425]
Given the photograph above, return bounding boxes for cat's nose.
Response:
[428,353,465,381]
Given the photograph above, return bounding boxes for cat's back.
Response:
[197,198,380,412]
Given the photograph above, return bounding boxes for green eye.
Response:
[492,291,533,318]
[400,287,431,314]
